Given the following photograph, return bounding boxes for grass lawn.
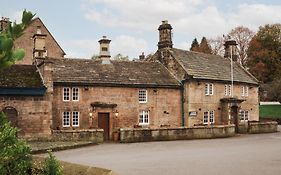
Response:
[260,105,281,118]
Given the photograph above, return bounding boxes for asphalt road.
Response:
[53,127,281,175]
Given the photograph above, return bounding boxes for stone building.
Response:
[147,21,259,131]
[0,17,260,140]
[0,65,51,139]
[0,17,65,64]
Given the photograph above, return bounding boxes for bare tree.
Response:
[208,36,225,57]
[229,26,255,67]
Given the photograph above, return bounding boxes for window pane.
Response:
[245,86,249,97]
[63,87,70,101]
[63,111,70,127]
[72,87,79,101]
[139,90,147,103]
[203,112,209,124]
[72,111,79,126]
[224,85,228,96]
[139,110,149,124]
[209,84,213,95]
[228,85,232,96]
[245,111,249,120]
[205,84,209,95]
[209,111,214,123]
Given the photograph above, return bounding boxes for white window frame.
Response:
[139,89,147,103]
[203,111,215,124]
[72,111,79,127]
[72,87,79,101]
[63,87,70,101]
[205,83,214,96]
[63,111,70,127]
[203,111,209,124]
[241,86,249,97]
[139,110,149,125]
[239,110,249,122]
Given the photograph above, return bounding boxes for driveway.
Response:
[53,127,281,175]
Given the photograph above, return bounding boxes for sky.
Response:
[1,0,281,59]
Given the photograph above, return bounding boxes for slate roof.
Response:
[47,58,181,88]
[0,65,45,88]
[170,48,258,85]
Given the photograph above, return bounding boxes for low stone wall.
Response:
[248,121,278,134]
[52,129,104,143]
[119,125,235,143]
[238,123,249,134]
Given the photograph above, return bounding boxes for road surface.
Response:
[53,127,281,175]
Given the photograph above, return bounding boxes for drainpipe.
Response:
[181,85,185,127]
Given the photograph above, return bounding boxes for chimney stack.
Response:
[158,20,173,49]
[224,39,238,61]
[98,36,111,64]
[139,52,145,61]
[0,17,10,32]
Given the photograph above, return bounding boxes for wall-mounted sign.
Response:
[189,111,197,116]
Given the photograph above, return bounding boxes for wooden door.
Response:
[231,106,239,132]
[98,113,110,140]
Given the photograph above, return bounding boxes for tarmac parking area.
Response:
[53,126,281,175]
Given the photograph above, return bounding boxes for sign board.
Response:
[189,111,197,116]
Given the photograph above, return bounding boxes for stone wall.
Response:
[248,121,278,134]
[52,129,104,143]
[119,125,235,143]
[52,86,182,140]
[185,81,259,127]
[0,96,52,139]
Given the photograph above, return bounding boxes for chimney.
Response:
[139,52,145,60]
[33,26,47,59]
[98,36,111,64]
[158,20,173,49]
[0,17,10,32]
[224,39,238,61]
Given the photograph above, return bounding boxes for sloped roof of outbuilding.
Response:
[0,65,45,88]
[169,48,258,85]
[47,58,181,88]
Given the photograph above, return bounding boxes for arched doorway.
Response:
[2,106,18,128]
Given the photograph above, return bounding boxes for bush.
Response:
[0,112,32,175]
[42,150,63,175]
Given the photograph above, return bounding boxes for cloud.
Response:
[229,3,281,30]
[77,1,281,57]
[82,0,206,31]
[62,35,148,59]
[111,35,148,59]
[63,39,99,58]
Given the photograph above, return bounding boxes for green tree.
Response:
[0,10,35,68]
[0,112,32,175]
[247,23,281,83]
[199,37,212,54]
[190,38,200,52]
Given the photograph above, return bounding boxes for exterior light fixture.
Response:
[89,112,93,117]
[114,110,119,117]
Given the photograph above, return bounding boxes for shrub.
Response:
[0,112,32,175]
[42,150,63,175]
